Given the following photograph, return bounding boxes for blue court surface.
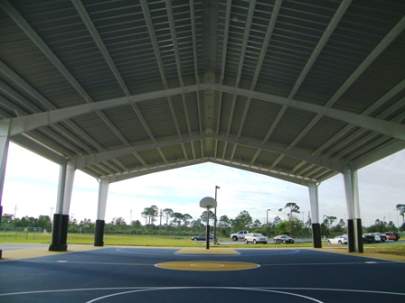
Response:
[0,247,404,302]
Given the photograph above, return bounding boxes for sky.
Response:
[2,142,405,227]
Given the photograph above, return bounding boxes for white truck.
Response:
[230,230,248,241]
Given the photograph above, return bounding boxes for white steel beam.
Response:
[291,15,405,170]
[230,0,282,160]
[324,93,405,159]
[1,0,147,171]
[214,84,405,141]
[216,134,345,172]
[107,158,208,183]
[166,0,196,159]
[4,85,202,137]
[72,0,167,165]
[140,0,188,160]
[222,0,256,158]
[255,0,351,166]
[73,133,204,169]
[214,0,232,158]
[0,59,121,172]
[210,158,315,186]
[190,0,204,156]
[293,78,405,172]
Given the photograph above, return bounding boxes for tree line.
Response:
[1,201,403,237]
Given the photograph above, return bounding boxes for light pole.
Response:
[213,185,220,244]
[266,209,271,225]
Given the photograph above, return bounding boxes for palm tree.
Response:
[396,204,405,223]
[172,212,184,226]
[182,214,193,226]
[141,205,159,225]
[163,208,174,225]
[284,202,300,219]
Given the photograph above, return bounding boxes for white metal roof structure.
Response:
[1,0,405,187]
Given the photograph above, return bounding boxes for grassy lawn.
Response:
[1,232,404,254]
[0,231,313,248]
[363,243,405,256]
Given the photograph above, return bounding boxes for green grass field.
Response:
[0,232,404,253]
[0,231,312,248]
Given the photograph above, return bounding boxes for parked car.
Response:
[230,230,249,241]
[273,235,294,244]
[362,233,380,243]
[328,235,348,245]
[385,232,400,241]
[373,233,387,242]
[245,233,268,244]
[191,235,213,241]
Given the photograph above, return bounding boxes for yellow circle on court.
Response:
[155,261,259,272]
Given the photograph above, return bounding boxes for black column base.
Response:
[49,214,69,251]
[206,224,210,250]
[312,223,322,248]
[347,219,355,253]
[0,249,2,260]
[94,220,105,247]
[356,218,364,253]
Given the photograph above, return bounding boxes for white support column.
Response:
[49,161,76,251]
[0,121,10,259]
[308,184,322,248]
[97,180,109,221]
[343,168,363,253]
[94,179,109,246]
[62,162,76,215]
[55,163,67,215]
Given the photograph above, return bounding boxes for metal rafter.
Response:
[293,78,405,173]
[214,0,232,158]
[140,0,189,160]
[71,0,164,165]
[211,158,315,186]
[107,158,208,183]
[0,82,118,174]
[323,85,405,159]
[0,0,131,173]
[222,0,256,159]
[166,0,196,159]
[6,82,405,143]
[74,133,204,169]
[0,59,121,173]
[230,0,282,160]
[6,85,203,136]
[291,14,405,171]
[214,84,405,141]
[338,102,405,161]
[252,0,351,167]
[216,134,345,172]
[190,0,204,157]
